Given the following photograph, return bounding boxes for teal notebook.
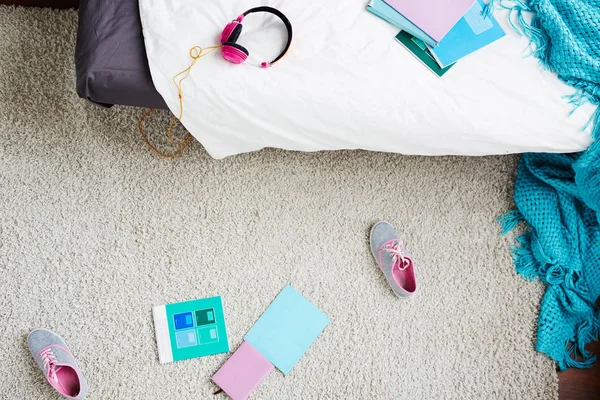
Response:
[244,286,329,375]
[367,0,437,47]
[153,296,229,363]
[395,31,454,77]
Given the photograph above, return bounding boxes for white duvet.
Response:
[139,0,594,159]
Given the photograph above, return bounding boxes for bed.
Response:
[75,0,595,159]
[75,0,167,109]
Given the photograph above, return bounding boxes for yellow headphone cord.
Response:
[138,45,222,158]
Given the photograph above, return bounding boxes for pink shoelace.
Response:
[40,348,59,384]
[379,239,411,271]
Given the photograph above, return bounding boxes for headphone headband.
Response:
[240,6,293,67]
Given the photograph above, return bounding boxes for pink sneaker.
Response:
[369,221,417,297]
[27,329,88,399]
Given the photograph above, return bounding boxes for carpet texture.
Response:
[0,6,558,400]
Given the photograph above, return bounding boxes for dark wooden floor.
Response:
[558,340,600,400]
[1,0,599,398]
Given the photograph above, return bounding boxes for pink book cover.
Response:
[212,341,274,400]
[383,0,476,42]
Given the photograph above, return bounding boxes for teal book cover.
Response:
[395,31,454,77]
[244,286,329,375]
[153,296,229,364]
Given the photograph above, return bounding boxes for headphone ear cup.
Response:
[220,22,243,44]
[221,43,249,64]
[227,42,249,56]
[227,24,243,44]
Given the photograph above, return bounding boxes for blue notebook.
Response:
[367,0,437,47]
[244,286,329,375]
[427,0,505,68]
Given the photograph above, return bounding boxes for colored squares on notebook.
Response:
[165,296,229,362]
[173,312,194,330]
[195,308,216,326]
[172,308,221,348]
[197,326,219,345]
[175,329,198,348]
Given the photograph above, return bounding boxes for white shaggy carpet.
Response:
[0,6,558,400]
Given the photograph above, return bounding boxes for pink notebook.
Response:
[212,341,274,400]
[383,0,475,42]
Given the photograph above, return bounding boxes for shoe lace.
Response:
[40,348,59,384]
[380,239,411,271]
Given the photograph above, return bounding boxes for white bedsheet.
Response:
[139,0,595,159]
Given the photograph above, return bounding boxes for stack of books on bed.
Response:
[367,0,505,77]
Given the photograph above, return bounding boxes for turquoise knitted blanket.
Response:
[490,0,600,369]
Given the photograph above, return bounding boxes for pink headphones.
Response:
[220,6,293,68]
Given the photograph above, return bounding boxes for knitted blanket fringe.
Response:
[498,205,600,369]
[488,0,600,370]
